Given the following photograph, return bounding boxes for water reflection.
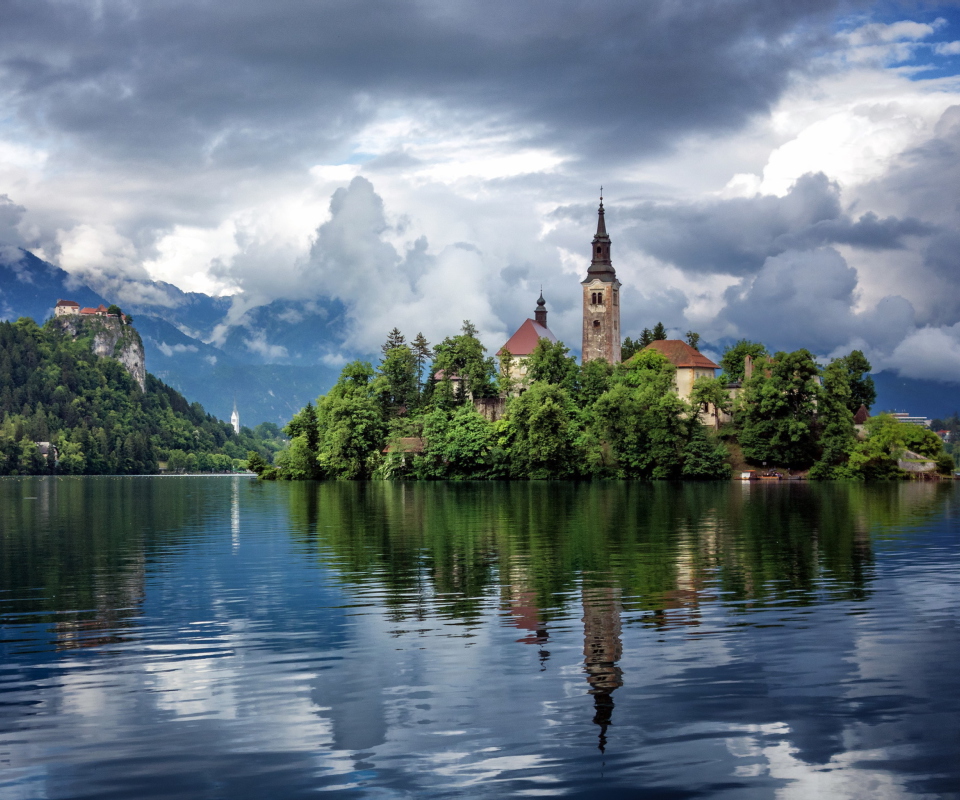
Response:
[0,478,957,798]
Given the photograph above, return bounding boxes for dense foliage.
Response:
[259,323,952,483]
[260,322,731,482]
[0,317,281,475]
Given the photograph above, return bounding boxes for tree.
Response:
[638,328,654,347]
[315,361,387,479]
[681,425,730,479]
[378,344,418,413]
[651,322,667,341]
[526,338,579,392]
[736,349,821,467]
[502,382,580,479]
[381,327,406,355]
[809,359,857,479]
[690,376,730,429]
[719,339,768,383]
[418,405,499,479]
[497,349,517,397]
[838,350,876,412]
[685,331,700,351]
[430,321,497,401]
[411,332,432,397]
[107,304,122,317]
[621,336,639,361]
[578,358,614,407]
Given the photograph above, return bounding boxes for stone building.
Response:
[581,195,621,364]
[497,292,557,394]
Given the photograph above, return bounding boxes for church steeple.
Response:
[535,290,548,326]
[581,189,621,364]
[587,190,615,279]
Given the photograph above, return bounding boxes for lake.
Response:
[1,477,958,799]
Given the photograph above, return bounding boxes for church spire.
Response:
[587,190,614,278]
[535,289,547,326]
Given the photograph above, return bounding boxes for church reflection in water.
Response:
[582,586,624,752]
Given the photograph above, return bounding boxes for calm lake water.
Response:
[1,478,958,799]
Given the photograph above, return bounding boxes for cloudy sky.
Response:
[2,0,960,377]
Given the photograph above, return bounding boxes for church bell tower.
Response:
[581,193,621,363]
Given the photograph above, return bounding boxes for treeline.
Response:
[256,322,729,481]
[258,323,955,482]
[0,317,282,475]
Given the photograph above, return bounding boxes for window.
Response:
[593,320,600,328]
[597,292,603,304]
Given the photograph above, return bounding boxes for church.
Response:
[498,195,718,399]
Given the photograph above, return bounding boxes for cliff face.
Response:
[53,316,147,391]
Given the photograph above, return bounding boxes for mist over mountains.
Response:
[1,246,957,424]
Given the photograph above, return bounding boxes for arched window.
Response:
[597,292,603,304]
[593,320,600,328]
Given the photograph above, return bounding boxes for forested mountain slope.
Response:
[0,316,282,475]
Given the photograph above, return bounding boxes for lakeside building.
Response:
[632,339,719,402]
[581,195,621,364]
[497,293,557,394]
[54,300,127,323]
[231,401,240,434]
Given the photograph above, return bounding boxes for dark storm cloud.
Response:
[553,172,932,277]
[0,0,864,170]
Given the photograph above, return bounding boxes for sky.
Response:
[2,0,960,378]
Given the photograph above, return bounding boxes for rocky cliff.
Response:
[53,316,147,391]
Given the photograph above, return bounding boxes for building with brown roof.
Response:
[497,293,557,394]
[54,299,80,317]
[631,339,719,401]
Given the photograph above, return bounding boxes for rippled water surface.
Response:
[1,478,959,799]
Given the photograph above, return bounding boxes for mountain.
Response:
[873,371,960,420]
[0,250,342,425]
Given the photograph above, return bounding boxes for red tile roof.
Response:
[497,319,557,357]
[638,340,719,370]
[55,299,79,307]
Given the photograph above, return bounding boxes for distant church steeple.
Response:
[231,400,240,434]
[581,190,621,364]
[535,289,548,326]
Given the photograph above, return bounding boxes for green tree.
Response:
[621,336,639,361]
[526,338,579,391]
[497,349,518,397]
[501,383,579,479]
[315,361,387,479]
[809,359,857,479]
[578,358,614,407]
[681,424,730,479]
[411,332,432,398]
[736,349,821,467]
[417,405,499,479]
[430,321,497,401]
[685,331,700,351]
[378,344,419,413]
[652,322,668,341]
[690,376,730,429]
[837,350,876,412]
[638,328,654,347]
[382,327,406,355]
[107,304,122,317]
[719,339,768,383]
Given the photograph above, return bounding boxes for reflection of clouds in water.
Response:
[427,752,558,790]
